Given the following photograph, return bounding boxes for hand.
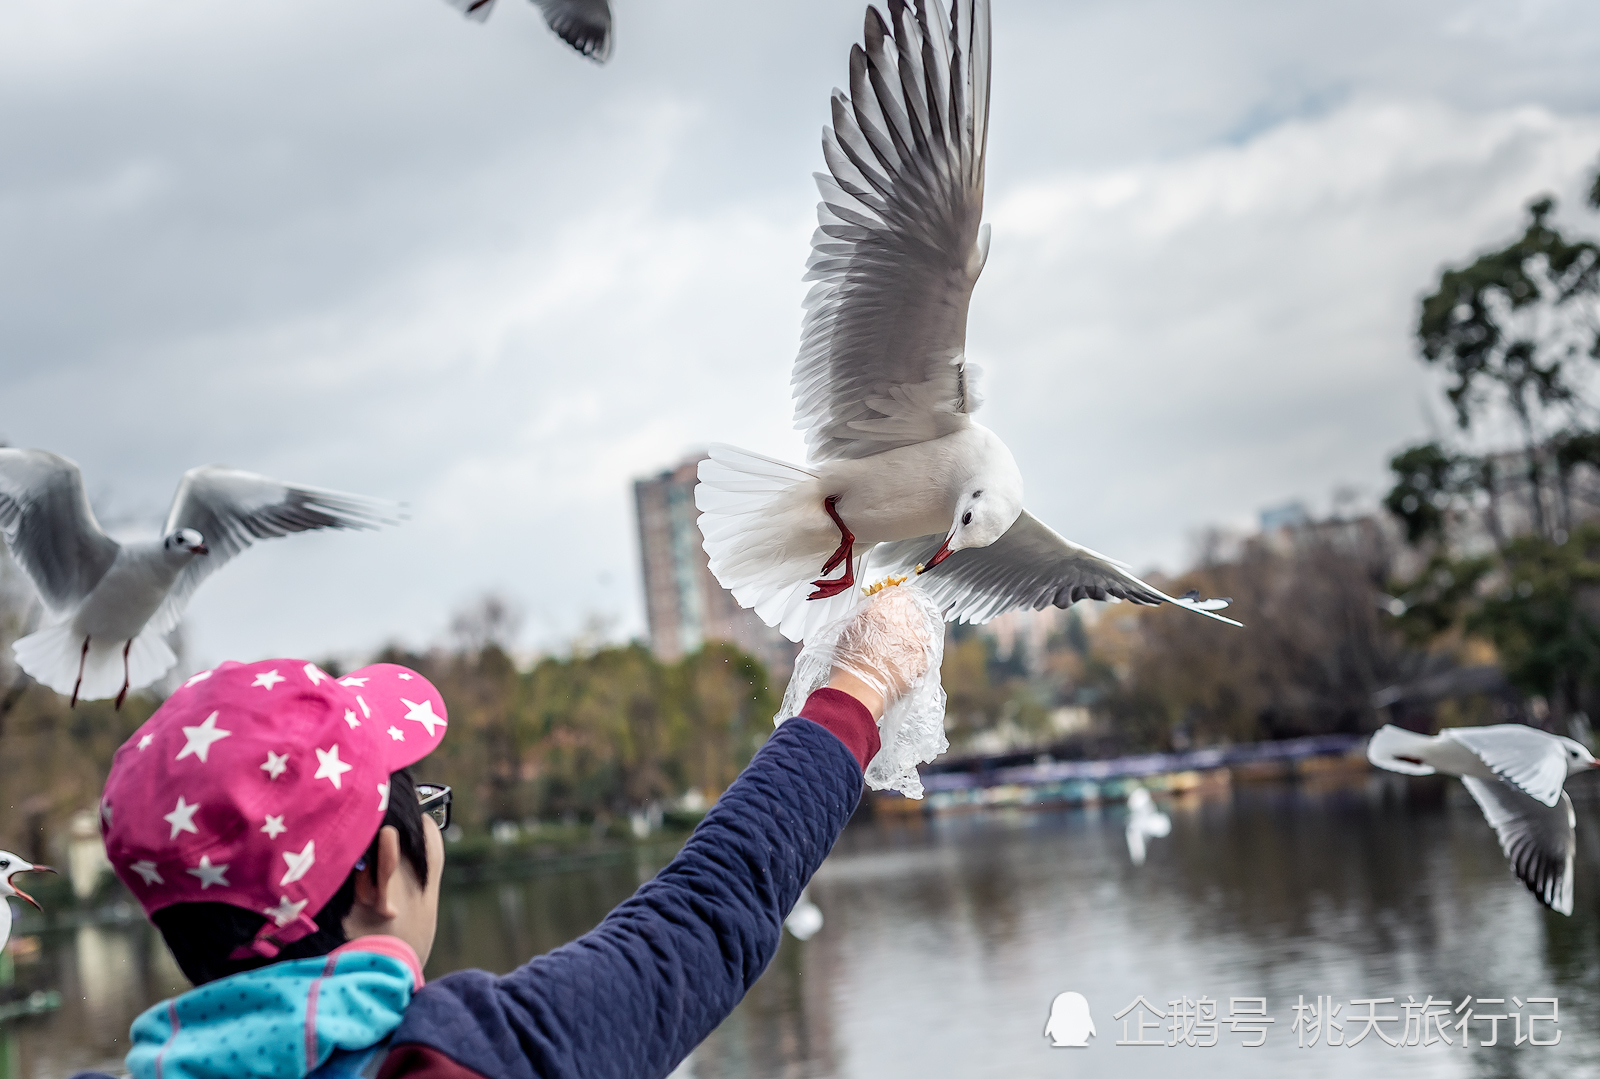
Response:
[825,586,936,721]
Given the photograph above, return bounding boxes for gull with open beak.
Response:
[0,450,398,708]
[0,851,54,953]
[695,0,1238,643]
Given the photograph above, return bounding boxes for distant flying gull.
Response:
[1124,786,1170,866]
[447,0,613,62]
[0,450,397,707]
[1369,723,1598,915]
[0,851,53,954]
[694,0,1238,642]
[784,888,824,941]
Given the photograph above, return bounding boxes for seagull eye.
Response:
[962,512,973,525]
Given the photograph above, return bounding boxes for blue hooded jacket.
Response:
[73,691,877,1079]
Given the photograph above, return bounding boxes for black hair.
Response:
[153,768,430,986]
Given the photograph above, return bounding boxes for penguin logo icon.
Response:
[1044,992,1096,1047]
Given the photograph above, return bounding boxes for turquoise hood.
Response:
[127,937,423,1079]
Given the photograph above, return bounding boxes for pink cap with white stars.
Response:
[99,658,448,960]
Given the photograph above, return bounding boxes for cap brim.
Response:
[337,663,449,772]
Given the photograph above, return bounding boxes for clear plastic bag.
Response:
[776,583,948,798]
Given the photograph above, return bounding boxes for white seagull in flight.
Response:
[695,0,1238,643]
[1124,786,1171,867]
[1369,723,1597,915]
[446,0,613,63]
[0,450,397,707]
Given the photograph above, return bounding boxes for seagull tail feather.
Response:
[695,444,864,643]
[12,622,176,702]
[1367,724,1438,776]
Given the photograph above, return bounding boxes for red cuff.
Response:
[378,1044,488,1079]
[799,688,880,772]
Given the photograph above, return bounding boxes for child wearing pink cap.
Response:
[73,589,932,1079]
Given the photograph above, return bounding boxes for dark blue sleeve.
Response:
[383,716,864,1079]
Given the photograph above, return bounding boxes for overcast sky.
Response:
[4,0,1600,669]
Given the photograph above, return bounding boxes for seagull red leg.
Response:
[71,635,90,709]
[808,495,856,600]
[115,640,132,710]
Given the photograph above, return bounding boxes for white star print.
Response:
[129,860,163,886]
[397,673,413,681]
[386,726,405,741]
[175,711,232,764]
[377,781,390,812]
[303,663,327,685]
[101,800,112,827]
[313,745,352,789]
[137,734,154,751]
[253,669,286,690]
[187,855,229,890]
[401,698,446,737]
[279,840,316,885]
[356,695,371,719]
[261,814,287,839]
[263,895,308,927]
[164,796,201,839]
[261,751,289,779]
[183,670,213,689]
[338,676,368,687]
[344,709,361,729]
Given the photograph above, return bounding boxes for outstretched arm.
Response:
[381,698,873,1079]
[380,588,934,1079]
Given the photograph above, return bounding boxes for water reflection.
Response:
[6,776,1598,1078]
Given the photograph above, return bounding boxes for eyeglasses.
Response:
[416,783,452,832]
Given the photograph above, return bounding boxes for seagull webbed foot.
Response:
[808,495,856,601]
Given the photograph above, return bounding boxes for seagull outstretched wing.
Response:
[794,0,991,463]
[150,467,398,633]
[867,511,1240,626]
[0,449,119,613]
[447,0,613,62]
[1447,725,1569,808]
[1461,777,1575,915]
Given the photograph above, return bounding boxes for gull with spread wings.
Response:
[1369,723,1597,915]
[695,0,1238,643]
[0,450,397,707]
[446,0,612,63]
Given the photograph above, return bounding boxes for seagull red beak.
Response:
[11,865,55,911]
[193,545,209,556]
[921,534,956,571]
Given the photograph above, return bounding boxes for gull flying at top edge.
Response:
[0,450,400,708]
[694,0,1239,643]
[446,0,613,63]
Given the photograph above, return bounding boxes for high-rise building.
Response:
[634,455,798,680]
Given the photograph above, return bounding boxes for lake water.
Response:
[7,773,1599,1078]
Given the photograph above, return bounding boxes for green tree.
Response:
[1418,197,1599,441]
[1385,187,1600,725]
[1409,196,1600,542]
[1468,525,1600,717]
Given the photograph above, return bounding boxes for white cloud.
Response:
[972,99,1600,570]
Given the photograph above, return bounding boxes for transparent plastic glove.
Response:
[777,583,948,799]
